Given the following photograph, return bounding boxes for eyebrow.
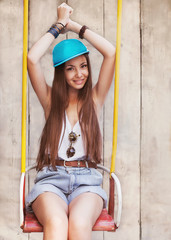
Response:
[65,62,87,67]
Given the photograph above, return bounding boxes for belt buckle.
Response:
[64,160,72,168]
[77,160,81,167]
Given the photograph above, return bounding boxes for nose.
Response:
[75,68,82,78]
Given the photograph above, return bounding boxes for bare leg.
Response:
[68,192,103,240]
[32,192,68,240]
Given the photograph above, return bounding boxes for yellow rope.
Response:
[21,0,121,174]
[21,0,28,173]
[110,0,122,175]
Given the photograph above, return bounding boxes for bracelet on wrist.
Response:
[56,22,65,28]
[47,22,65,39]
[52,24,61,33]
[79,25,89,39]
[47,26,59,39]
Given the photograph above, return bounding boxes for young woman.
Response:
[26,3,115,240]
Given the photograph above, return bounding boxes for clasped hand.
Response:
[57,2,74,34]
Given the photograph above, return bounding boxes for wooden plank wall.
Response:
[0,0,170,239]
[141,0,171,239]
[104,0,141,239]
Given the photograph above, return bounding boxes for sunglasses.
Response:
[66,131,80,158]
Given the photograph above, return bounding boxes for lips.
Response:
[73,79,85,85]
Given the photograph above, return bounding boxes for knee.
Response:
[69,216,92,240]
[43,216,68,240]
[69,215,92,233]
[44,215,68,231]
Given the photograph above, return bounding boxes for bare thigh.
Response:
[69,192,103,227]
[32,192,68,226]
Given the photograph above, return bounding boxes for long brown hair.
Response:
[36,54,102,171]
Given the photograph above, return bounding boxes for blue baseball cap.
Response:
[52,39,89,67]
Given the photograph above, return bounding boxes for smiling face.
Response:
[64,55,89,92]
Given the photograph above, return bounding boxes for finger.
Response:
[60,2,66,7]
[57,3,73,19]
[60,2,73,11]
[69,7,73,15]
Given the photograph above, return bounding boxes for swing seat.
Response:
[22,208,116,233]
[20,164,122,232]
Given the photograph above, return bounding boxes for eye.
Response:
[81,64,88,69]
[66,67,74,71]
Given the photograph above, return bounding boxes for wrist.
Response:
[57,19,67,27]
[68,21,82,34]
[79,25,89,39]
[47,21,66,38]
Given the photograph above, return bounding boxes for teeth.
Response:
[75,79,83,84]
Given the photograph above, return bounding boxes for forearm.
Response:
[28,3,73,65]
[27,33,55,64]
[69,21,116,57]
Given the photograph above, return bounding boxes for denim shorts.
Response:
[26,166,107,211]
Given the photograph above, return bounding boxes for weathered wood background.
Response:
[0,0,171,239]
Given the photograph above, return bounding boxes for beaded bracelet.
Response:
[79,25,89,39]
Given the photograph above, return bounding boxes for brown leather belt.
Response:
[55,159,97,169]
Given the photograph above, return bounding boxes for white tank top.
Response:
[58,112,86,161]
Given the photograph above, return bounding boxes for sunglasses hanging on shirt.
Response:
[66,131,80,158]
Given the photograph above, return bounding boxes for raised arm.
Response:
[27,33,54,113]
[66,20,116,109]
[27,3,73,115]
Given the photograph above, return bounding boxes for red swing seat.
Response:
[22,208,116,232]
[20,164,122,232]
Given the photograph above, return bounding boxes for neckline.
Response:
[65,112,79,131]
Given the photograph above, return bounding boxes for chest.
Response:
[66,105,80,130]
